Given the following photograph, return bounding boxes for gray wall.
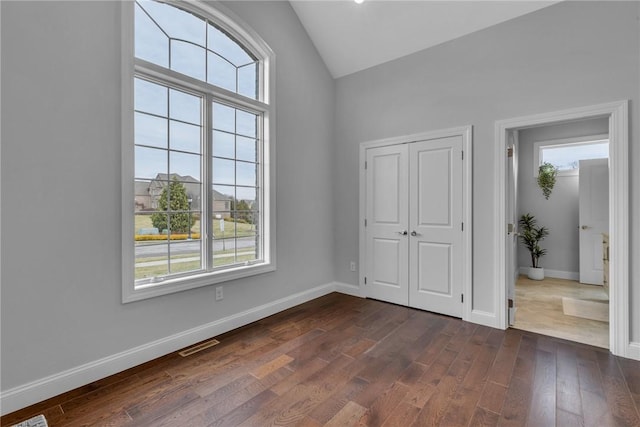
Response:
[333,1,639,336]
[2,0,640,409]
[1,1,335,391]
[517,118,609,274]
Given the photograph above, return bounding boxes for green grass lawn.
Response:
[135,215,255,237]
[135,251,257,279]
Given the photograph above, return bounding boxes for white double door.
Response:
[364,136,463,318]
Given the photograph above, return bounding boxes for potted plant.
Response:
[537,162,557,200]
[519,213,549,280]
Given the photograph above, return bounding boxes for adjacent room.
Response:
[511,118,612,349]
[2,1,639,426]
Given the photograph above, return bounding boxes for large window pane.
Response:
[208,23,254,67]
[236,161,257,187]
[541,142,609,171]
[136,113,167,149]
[136,146,167,180]
[135,2,169,67]
[236,186,257,202]
[169,89,201,125]
[237,63,257,99]
[212,158,235,185]
[170,121,200,154]
[135,78,167,116]
[212,102,235,133]
[213,131,235,159]
[135,240,169,280]
[208,52,236,92]
[236,136,257,162]
[171,41,206,82]
[169,240,202,275]
[138,0,205,46]
[169,152,201,182]
[236,110,257,137]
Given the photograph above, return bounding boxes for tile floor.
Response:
[512,275,609,348]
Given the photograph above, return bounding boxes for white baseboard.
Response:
[0,282,335,416]
[334,281,363,297]
[518,267,579,281]
[628,341,640,360]
[468,309,501,329]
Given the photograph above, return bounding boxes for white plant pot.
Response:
[528,267,544,281]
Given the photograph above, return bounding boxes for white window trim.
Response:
[121,0,276,303]
[533,134,608,177]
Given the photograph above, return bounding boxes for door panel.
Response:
[409,137,463,317]
[417,149,451,226]
[372,238,401,287]
[417,242,451,295]
[365,145,409,305]
[579,158,608,285]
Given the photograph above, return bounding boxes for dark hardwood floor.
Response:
[3,293,639,427]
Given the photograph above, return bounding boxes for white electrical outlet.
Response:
[350,261,356,272]
[215,286,223,301]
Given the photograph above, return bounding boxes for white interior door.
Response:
[579,158,609,285]
[506,132,519,325]
[364,144,409,305]
[408,137,463,317]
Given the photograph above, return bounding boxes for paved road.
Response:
[135,236,256,258]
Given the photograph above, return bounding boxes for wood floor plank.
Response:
[468,407,500,427]
[525,349,557,427]
[487,329,522,387]
[3,293,640,427]
[380,401,421,427]
[306,376,369,425]
[355,381,408,427]
[617,357,640,414]
[556,408,585,427]
[323,401,367,427]
[440,333,501,426]
[581,389,618,427]
[478,381,508,415]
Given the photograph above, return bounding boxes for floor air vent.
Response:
[178,339,220,357]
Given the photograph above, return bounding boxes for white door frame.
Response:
[494,100,630,358]
[359,125,473,320]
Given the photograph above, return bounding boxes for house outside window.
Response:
[122,0,275,302]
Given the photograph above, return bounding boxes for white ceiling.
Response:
[290,0,559,78]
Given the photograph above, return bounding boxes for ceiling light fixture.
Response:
[354,0,364,4]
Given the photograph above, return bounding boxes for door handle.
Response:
[411,231,421,236]
[397,230,408,235]
[581,225,591,230]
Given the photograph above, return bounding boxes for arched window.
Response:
[123,0,275,302]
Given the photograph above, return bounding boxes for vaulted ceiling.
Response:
[290,1,559,78]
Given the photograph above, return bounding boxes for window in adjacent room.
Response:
[533,135,608,177]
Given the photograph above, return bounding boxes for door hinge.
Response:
[461,222,464,231]
[461,294,464,303]
[461,150,464,160]
[364,219,367,227]
[364,161,368,170]
[507,147,514,158]
[364,277,367,285]
[508,298,514,308]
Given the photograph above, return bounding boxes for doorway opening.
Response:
[495,101,630,358]
[511,121,610,348]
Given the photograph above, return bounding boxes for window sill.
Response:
[122,262,275,303]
